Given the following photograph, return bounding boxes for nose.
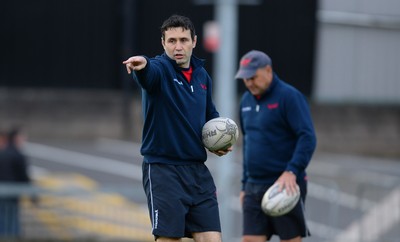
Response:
[176,41,183,50]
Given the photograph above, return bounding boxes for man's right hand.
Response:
[122,56,147,74]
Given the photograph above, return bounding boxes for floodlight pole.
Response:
[213,0,238,241]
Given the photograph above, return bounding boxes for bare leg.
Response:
[192,231,222,242]
[242,235,267,242]
[281,236,302,242]
[156,237,182,242]
[242,235,301,242]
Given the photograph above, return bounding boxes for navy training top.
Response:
[239,73,317,187]
[133,53,219,165]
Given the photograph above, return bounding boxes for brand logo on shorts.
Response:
[154,209,159,229]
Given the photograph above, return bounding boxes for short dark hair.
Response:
[161,15,196,41]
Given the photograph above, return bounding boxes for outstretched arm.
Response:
[122,56,147,74]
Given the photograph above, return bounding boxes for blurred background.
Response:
[0,0,399,241]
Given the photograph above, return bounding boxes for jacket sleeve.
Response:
[284,91,317,176]
[133,56,162,94]
[239,101,248,191]
[205,73,220,120]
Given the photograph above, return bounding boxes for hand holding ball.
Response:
[261,183,300,217]
[202,117,239,151]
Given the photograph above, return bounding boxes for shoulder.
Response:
[191,55,206,68]
[242,91,252,99]
[276,79,304,99]
[150,54,169,66]
[240,91,253,104]
[272,79,309,109]
[146,54,177,76]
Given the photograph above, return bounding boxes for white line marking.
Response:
[307,220,343,239]
[24,142,142,181]
[30,165,49,178]
[95,138,142,158]
[330,186,400,242]
[308,182,376,211]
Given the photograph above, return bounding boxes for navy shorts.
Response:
[142,162,221,238]
[242,179,310,240]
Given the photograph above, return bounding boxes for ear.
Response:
[161,37,166,49]
[192,35,197,48]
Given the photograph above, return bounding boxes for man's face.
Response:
[162,27,197,68]
[242,66,273,96]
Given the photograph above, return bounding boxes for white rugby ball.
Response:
[202,117,239,151]
[261,183,300,217]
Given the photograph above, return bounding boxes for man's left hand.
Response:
[276,171,298,195]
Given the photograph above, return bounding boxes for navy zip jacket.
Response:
[239,73,317,188]
[133,53,219,165]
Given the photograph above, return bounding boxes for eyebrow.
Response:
[167,37,190,40]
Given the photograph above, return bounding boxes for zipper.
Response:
[190,85,194,93]
[256,104,260,112]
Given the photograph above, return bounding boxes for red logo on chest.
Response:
[267,103,279,109]
[200,84,207,90]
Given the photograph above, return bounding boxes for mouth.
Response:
[175,54,184,59]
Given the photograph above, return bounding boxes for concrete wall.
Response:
[314,0,400,104]
[0,88,143,141]
[311,103,400,158]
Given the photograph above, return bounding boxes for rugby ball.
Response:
[202,117,239,151]
[261,183,300,217]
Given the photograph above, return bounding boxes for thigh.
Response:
[270,179,310,240]
[185,164,221,236]
[242,183,273,238]
[186,191,220,235]
[142,163,190,238]
[142,163,221,238]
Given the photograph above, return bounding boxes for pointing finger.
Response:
[125,64,131,74]
[122,59,132,65]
